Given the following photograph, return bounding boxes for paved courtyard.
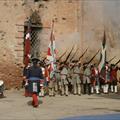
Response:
[0,89,120,120]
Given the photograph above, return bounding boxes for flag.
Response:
[47,20,56,62]
[46,20,56,78]
[24,24,31,66]
[98,31,106,72]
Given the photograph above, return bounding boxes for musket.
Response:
[115,59,120,66]
[70,47,88,70]
[64,45,75,63]
[108,56,116,63]
[78,47,88,61]
[42,57,47,65]
[86,49,100,65]
[58,50,67,61]
[70,47,79,62]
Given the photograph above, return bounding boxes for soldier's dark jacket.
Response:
[27,66,43,80]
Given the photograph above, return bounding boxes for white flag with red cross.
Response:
[46,20,57,78]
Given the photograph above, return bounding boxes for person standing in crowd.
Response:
[48,73,56,97]
[67,62,74,94]
[90,65,96,94]
[110,64,118,93]
[83,64,91,95]
[117,67,120,81]
[72,61,81,96]
[60,63,69,96]
[90,64,100,94]
[94,64,100,94]
[44,64,50,95]
[99,62,110,94]
[48,63,56,97]
[54,61,61,94]
[27,58,44,107]
[54,61,59,94]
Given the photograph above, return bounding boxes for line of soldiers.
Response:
[47,61,120,96]
[23,59,120,98]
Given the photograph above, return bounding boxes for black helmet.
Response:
[31,58,40,64]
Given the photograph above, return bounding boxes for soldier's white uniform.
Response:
[48,74,55,96]
[72,65,81,95]
[60,65,69,96]
[48,69,56,96]
[54,68,61,93]
[83,66,91,95]
[117,68,120,81]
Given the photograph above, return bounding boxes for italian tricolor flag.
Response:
[98,31,106,72]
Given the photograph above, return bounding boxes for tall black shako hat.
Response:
[31,58,40,64]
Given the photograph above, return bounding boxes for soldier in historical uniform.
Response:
[72,61,81,95]
[117,67,120,82]
[54,61,61,94]
[48,73,56,97]
[90,65,96,94]
[67,62,74,94]
[53,61,60,94]
[48,64,56,97]
[90,64,100,94]
[83,64,91,95]
[27,58,44,107]
[60,63,69,96]
[100,62,110,94]
[110,64,118,93]
[44,63,50,95]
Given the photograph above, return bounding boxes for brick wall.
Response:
[0,0,120,88]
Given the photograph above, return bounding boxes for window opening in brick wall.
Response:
[24,23,42,60]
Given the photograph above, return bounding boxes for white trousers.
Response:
[111,85,118,93]
[61,84,68,95]
[73,84,81,95]
[103,84,109,93]
[95,86,100,94]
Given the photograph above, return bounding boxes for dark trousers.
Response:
[83,83,91,95]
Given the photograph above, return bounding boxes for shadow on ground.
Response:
[27,100,43,106]
[94,92,120,100]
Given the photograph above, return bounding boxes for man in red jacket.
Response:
[110,64,118,93]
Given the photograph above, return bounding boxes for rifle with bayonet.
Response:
[70,47,79,62]
[70,48,88,70]
[108,56,116,63]
[41,57,47,66]
[64,45,75,63]
[58,50,67,62]
[85,49,100,65]
[115,59,120,66]
[78,47,88,61]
